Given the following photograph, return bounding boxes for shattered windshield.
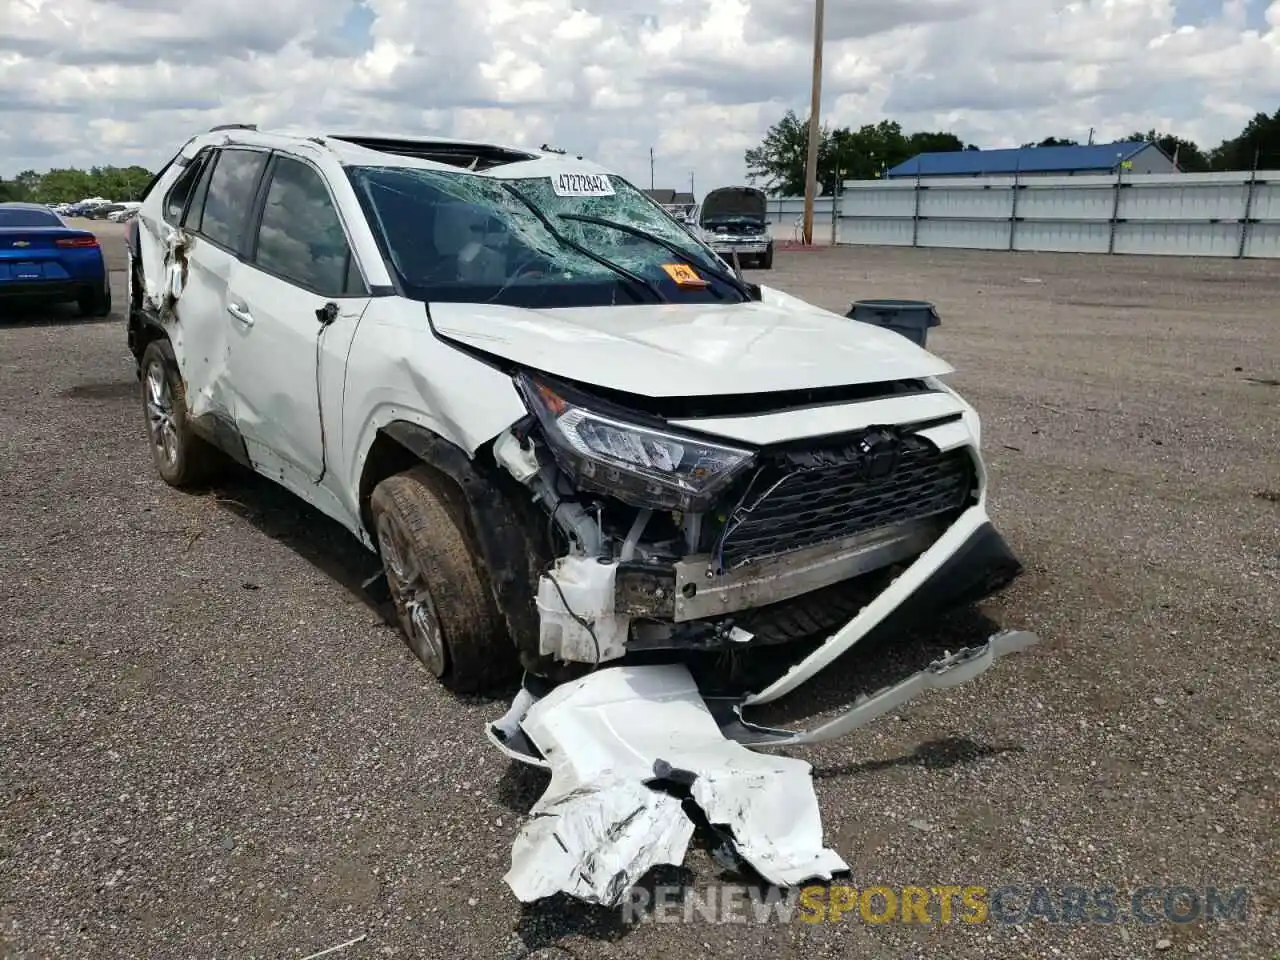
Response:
[347,166,745,308]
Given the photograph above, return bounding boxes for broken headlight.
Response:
[516,372,755,512]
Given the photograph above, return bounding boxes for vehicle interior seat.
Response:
[434,202,506,284]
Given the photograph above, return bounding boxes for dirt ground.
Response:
[1,225,1276,960]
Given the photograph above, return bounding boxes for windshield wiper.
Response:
[499,184,666,304]
[556,213,756,301]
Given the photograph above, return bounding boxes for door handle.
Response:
[226,302,254,326]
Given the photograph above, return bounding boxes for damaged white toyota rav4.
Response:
[128,127,1035,901]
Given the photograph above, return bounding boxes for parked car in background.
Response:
[0,202,111,316]
[85,203,128,220]
[697,185,774,269]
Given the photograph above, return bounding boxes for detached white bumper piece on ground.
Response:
[493,630,1038,906]
[501,664,849,906]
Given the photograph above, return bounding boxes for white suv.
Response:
[126,127,1023,749]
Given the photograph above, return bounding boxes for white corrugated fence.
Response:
[762,171,1280,257]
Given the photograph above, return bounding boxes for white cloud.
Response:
[1,0,1278,191]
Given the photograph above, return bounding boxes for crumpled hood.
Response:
[699,186,767,224]
[429,297,953,397]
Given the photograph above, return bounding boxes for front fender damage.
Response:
[493,630,1039,907]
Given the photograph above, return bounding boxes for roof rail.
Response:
[209,123,257,132]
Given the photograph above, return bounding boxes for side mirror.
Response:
[316,301,339,326]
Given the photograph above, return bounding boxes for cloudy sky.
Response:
[2,0,1278,193]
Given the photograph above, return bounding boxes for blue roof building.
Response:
[886,141,1176,179]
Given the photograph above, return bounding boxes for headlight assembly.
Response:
[516,372,755,512]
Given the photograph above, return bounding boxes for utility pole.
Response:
[801,0,825,245]
[650,148,655,190]
[690,170,695,196]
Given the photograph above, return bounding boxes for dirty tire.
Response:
[139,339,223,488]
[370,466,519,695]
[79,283,111,318]
[759,247,774,270]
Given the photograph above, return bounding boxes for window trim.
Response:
[181,149,218,233]
[242,151,369,299]
[162,148,213,227]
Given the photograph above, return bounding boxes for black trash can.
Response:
[846,299,941,348]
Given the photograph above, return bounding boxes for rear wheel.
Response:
[370,466,519,695]
[139,339,224,488]
[78,283,111,317]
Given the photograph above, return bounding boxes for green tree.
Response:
[744,110,824,195]
[0,165,159,203]
[13,170,41,198]
[1123,129,1211,172]
[908,130,968,154]
[746,113,967,193]
[1209,108,1280,171]
[1020,136,1080,147]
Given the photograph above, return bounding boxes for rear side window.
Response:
[163,151,209,224]
[183,154,217,232]
[252,156,361,297]
[0,208,60,227]
[199,148,268,251]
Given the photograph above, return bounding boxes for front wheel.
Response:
[370,466,519,695]
[759,247,774,270]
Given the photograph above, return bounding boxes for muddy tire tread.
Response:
[370,465,519,694]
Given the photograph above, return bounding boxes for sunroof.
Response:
[329,135,537,170]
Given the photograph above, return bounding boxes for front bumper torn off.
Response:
[500,663,852,906]
[490,510,1036,906]
[493,631,1039,906]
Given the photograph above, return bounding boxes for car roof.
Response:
[0,201,57,212]
[181,127,616,179]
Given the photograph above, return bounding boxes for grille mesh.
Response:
[717,440,973,569]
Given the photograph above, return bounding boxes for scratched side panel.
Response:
[135,150,238,425]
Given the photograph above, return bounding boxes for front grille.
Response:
[715,434,974,569]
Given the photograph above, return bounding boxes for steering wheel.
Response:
[510,258,548,281]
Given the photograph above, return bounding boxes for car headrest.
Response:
[434,202,488,257]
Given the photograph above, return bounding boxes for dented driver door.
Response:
[224,154,370,485]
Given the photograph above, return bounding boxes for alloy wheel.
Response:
[376,511,447,676]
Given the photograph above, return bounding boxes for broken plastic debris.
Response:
[495,630,1038,905]
[712,630,1040,748]
[507,774,694,905]
[502,664,848,906]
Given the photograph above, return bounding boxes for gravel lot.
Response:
[2,223,1277,959]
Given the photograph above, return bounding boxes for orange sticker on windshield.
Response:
[661,263,709,287]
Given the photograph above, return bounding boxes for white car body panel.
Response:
[670,390,972,446]
[428,299,954,396]
[171,234,239,423]
[130,127,1035,910]
[339,298,530,507]
[225,259,369,481]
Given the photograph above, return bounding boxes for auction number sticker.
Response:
[551,172,615,197]
[661,263,709,287]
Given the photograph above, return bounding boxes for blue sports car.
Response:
[0,202,111,316]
